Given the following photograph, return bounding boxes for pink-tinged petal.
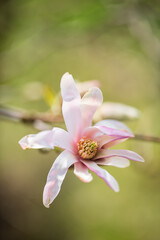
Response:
[95,120,133,134]
[94,149,144,162]
[80,87,103,129]
[19,127,75,152]
[43,150,78,208]
[19,130,55,150]
[60,72,80,101]
[61,73,82,141]
[81,160,119,192]
[83,126,101,139]
[102,138,127,149]
[74,162,93,183]
[62,100,82,141]
[95,135,127,149]
[96,157,130,168]
[83,125,133,140]
[51,127,76,153]
[95,126,133,138]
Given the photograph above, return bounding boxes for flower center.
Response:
[77,137,98,160]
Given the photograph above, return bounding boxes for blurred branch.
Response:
[0,106,63,130]
[0,106,63,123]
[1,106,160,143]
[134,134,160,143]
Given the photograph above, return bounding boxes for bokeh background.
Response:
[0,0,160,239]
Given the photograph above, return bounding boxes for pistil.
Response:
[77,137,98,160]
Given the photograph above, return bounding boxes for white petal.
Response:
[19,130,54,150]
[74,162,93,183]
[60,72,80,101]
[94,149,144,162]
[83,125,133,140]
[95,120,133,134]
[51,127,76,153]
[19,127,75,152]
[80,87,103,129]
[96,157,130,168]
[95,135,126,149]
[43,150,78,208]
[61,73,82,141]
[81,160,119,192]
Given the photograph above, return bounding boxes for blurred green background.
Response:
[0,0,160,239]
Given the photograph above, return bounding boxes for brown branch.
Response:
[0,106,63,130]
[0,106,63,123]
[134,134,160,143]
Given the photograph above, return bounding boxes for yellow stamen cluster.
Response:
[77,137,98,160]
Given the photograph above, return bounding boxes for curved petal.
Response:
[60,72,80,101]
[95,135,127,149]
[19,130,55,150]
[81,160,119,192]
[93,120,133,148]
[19,127,75,153]
[95,120,133,134]
[83,125,133,140]
[43,150,78,208]
[102,138,127,149]
[96,157,130,168]
[94,149,144,162]
[61,73,82,141]
[74,162,93,183]
[80,87,103,130]
[51,127,76,153]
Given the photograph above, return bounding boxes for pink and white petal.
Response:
[95,135,127,149]
[62,100,82,141]
[96,157,130,168]
[61,73,82,141]
[95,126,134,138]
[74,162,93,183]
[83,126,102,139]
[83,125,133,140]
[43,150,78,208]
[81,160,119,192]
[94,149,144,162]
[60,72,80,101]
[19,127,75,152]
[95,120,133,134]
[80,87,103,130]
[102,138,127,149]
[19,130,55,150]
[51,127,76,153]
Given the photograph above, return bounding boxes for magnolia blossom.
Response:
[19,73,144,208]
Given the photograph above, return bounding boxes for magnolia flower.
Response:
[19,73,144,208]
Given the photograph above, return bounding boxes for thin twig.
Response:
[134,134,160,143]
[0,106,63,123]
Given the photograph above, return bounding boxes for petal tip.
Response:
[44,203,50,208]
[43,193,51,208]
[139,157,145,162]
[115,188,120,192]
[60,72,80,102]
[113,184,120,192]
[18,137,28,150]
